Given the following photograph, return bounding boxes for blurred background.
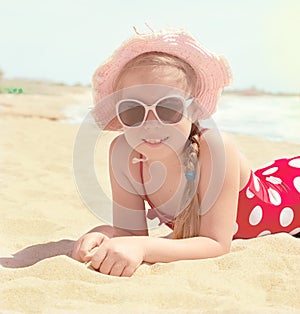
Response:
[0,0,299,142]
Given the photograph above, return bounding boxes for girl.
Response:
[72,28,300,277]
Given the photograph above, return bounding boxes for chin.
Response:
[144,143,185,162]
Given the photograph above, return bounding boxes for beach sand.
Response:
[0,87,299,313]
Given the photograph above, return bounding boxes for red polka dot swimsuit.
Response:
[233,156,300,239]
[140,156,300,240]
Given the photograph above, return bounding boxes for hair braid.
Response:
[173,122,202,239]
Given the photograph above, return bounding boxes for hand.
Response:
[71,232,109,263]
[88,236,145,277]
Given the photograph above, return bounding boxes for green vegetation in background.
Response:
[0,87,23,94]
[0,79,90,95]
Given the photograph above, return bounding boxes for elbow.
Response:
[202,236,231,258]
[211,245,229,259]
[221,248,230,256]
[203,243,229,259]
[219,242,231,256]
[209,238,231,257]
[213,237,232,256]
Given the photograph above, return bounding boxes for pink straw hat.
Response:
[92,27,232,130]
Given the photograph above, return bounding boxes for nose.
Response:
[144,110,161,129]
[145,110,157,121]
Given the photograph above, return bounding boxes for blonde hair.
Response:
[114,52,202,239]
[113,51,197,94]
[173,122,201,238]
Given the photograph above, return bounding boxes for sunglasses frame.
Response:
[116,94,195,128]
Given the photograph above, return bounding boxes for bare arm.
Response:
[109,135,149,237]
[141,131,241,263]
[85,224,142,238]
[141,235,226,263]
[195,131,241,252]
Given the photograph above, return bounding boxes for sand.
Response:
[0,87,299,313]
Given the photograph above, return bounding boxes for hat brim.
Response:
[92,30,232,131]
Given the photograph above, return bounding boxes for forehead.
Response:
[116,66,190,103]
[120,85,187,102]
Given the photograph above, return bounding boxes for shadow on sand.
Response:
[0,239,75,268]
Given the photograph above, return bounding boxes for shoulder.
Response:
[109,134,131,172]
[195,130,242,250]
[199,129,240,159]
[109,133,139,159]
[198,130,240,216]
[109,133,127,152]
[197,129,241,196]
[199,128,237,144]
[109,133,141,181]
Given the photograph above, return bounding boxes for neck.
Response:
[138,143,187,169]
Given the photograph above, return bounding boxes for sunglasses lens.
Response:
[118,101,145,127]
[156,97,184,124]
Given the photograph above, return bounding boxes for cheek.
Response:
[165,122,191,152]
[124,129,142,149]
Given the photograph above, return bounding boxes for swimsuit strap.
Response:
[139,154,175,229]
[139,153,156,208]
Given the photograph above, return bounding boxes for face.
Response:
[116,67,195,160]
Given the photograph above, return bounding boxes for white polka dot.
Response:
[279,207,294,227]
[233,222,238,235]
[288,158,300,168]
[268,188,282,206]
[249,205,263,226]
[266,176,282,184]
[257,230,271,237]
[246,187,255,199]
[253,175,260,192]
[293,177,300,193]
[289,227,300,235]
[262,167,279,176]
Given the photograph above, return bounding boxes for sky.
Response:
[0,0,299,93]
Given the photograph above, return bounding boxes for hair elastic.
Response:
[185,171,196,180]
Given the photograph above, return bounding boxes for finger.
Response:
[121,265,136,277]
[83,246,99,262]
[109,261,126,277]
[98,253,117,275]
[97,233,109,245]
[90,245,108,270]
[79,235,102,261]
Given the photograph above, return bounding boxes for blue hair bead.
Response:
[185,171,196,180]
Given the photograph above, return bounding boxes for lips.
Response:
[142,136,169,144]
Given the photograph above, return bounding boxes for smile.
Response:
[142,136,169,144]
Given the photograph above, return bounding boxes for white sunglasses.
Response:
[116,95,194,128]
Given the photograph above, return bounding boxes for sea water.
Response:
[214,94,300,144]
[62,94,300,144]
